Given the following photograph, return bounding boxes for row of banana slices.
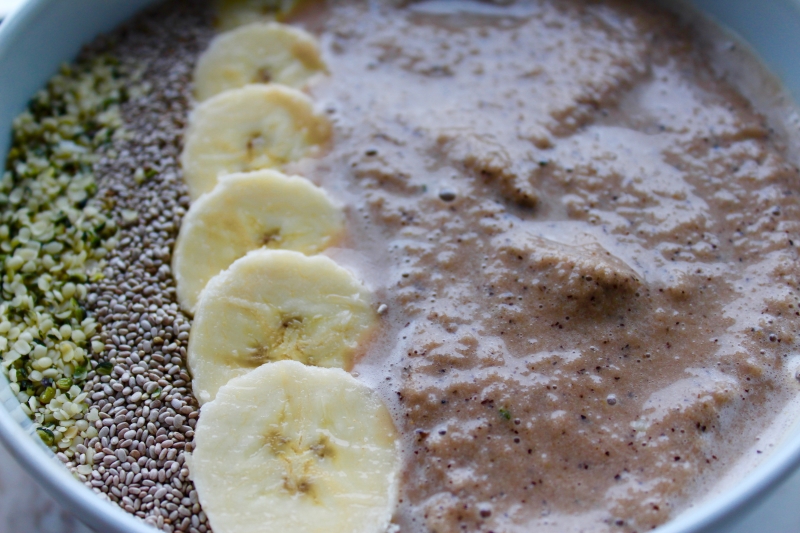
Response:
[168,5,401,533]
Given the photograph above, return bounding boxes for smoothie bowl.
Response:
[2,1,800,533]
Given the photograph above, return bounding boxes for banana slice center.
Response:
[261,420,336,503]
[258,227,282,247]
[273,314,313,361]
[254,66,273,83]
[246,133,268,162]
[244,313,315,366]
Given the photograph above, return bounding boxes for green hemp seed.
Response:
[0,55,143,454]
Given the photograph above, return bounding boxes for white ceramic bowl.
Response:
[1,1,800,532]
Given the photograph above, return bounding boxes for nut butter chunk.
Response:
[436,130,541,208]
[493,230,642,302]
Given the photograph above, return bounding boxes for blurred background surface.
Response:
[0,0,24,18]
[0,440,93,533]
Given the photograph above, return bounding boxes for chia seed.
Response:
[59,1,215,531]
[438,189,457,202]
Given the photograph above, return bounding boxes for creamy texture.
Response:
[282,1,800,531]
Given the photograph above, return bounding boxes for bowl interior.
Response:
[0,1,800,532]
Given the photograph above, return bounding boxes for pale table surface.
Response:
[0,0,25,18]
[0,440,93,533]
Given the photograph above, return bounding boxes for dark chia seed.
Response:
[61,1,216,531]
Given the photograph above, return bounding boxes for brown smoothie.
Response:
[280,1,800,531]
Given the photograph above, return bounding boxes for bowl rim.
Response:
[0,0,799,532]
[0,1,160,531]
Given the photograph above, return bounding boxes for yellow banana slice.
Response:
[187,249,376,404]
[172,169,344,315]
[190,360,400,533]
[194,22,325,102]
[181,84,331,200]
[213,0,303,32]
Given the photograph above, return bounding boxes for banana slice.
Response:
[188,249,376,403]
[181,84,331,200]
[191,360,400,533]
[214,0,303,31]
[194,22,325,102]
[173,170,344,314]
